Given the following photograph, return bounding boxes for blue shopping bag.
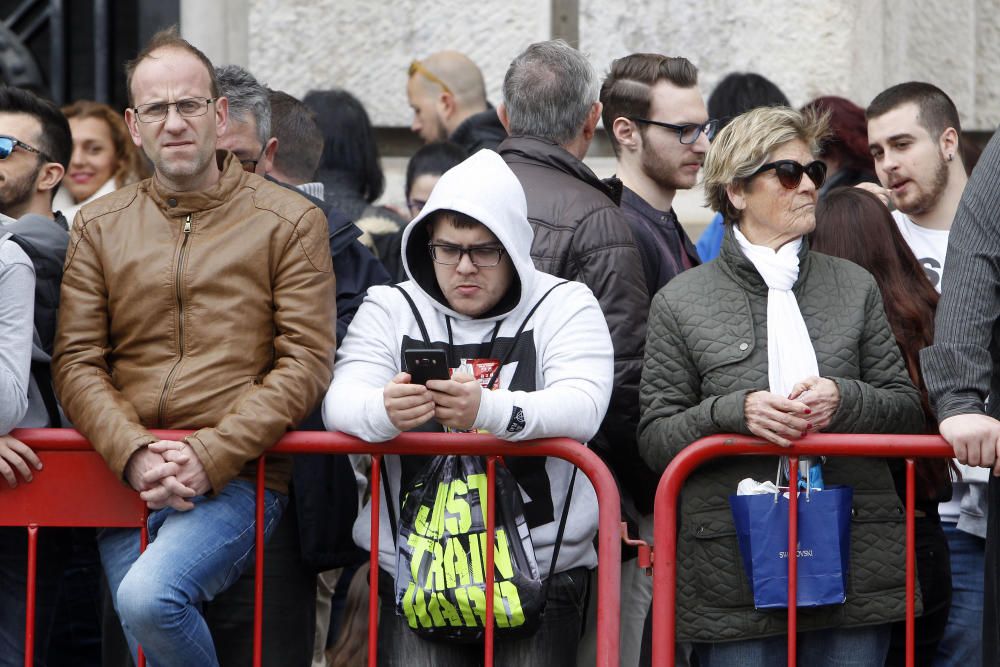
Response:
[729,485,853,609]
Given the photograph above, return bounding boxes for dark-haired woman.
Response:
[812,186,951,666]
[800,97,878,196]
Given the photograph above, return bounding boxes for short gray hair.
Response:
[502,40,599,145]
[215,64,270,146]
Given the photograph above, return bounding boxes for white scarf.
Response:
[734,227,819,397]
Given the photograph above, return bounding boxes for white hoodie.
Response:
[323,149,613,577]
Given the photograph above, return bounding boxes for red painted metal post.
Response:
[253,456,266,667]
[138,516,148,667]
[368,454,382,667]
[484,456,497,667]
[905,458,916,667]
[787,457,798,667]
[24,525,37,667]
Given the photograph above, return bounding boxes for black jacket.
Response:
[449,106,507,153]
[271,177,390,570]
[498,135,657,511]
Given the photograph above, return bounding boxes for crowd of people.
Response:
[0,24,998,667]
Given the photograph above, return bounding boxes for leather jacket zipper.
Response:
[157,214,192,424]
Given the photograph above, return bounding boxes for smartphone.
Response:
[404,348,450,385]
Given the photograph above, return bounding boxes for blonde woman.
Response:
[54,100,149,223]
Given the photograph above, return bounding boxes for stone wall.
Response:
[182,0,1000,131]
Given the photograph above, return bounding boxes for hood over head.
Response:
[401,149,536,321]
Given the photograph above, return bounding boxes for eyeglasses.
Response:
[0,135,50,162]
[428,242,505,267]
[408,60,453,95]
[407,198,428,217]
[132,98,215,123]
[750,159,827,189]
[629,117,719,144]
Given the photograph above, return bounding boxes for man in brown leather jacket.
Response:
[51,29,335,667]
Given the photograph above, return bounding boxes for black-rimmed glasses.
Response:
[133,98,215,123]
[629,117,719,144]
[428,242,505,267]
[239,145,267,173]
[750,160,827,189]
[0,135,50,162]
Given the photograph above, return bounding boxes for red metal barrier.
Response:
[650,433,955,667]
[6,428,622,667]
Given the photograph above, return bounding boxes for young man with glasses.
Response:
[406,51,506,153]
[601,53,709,302]
[52,28,335,667]
[324,148,612,665]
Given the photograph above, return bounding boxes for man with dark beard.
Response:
[867,82,976,667]
[866,82,968,292]
[600,53,707,299]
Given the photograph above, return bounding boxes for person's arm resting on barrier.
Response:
[323,287,416,441]
[53,221,162,480]
[921,135,1000,472]
[0,244,40,486]
[638,291,768,472]
[183,208,336,493]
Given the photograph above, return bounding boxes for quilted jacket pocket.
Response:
[846,492,906,597]
[686,511,753,609]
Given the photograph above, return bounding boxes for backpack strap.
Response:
[392,285,432,346]
[2,231,61,428]
[542,466,578,598]
[486,280,570,389]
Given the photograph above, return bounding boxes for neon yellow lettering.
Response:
[454,587,476,626]
[497,580,525,627]
[445,478,471,534]
[493,529,514,580]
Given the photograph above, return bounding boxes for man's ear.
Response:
[939,127,960,163]
[124,107,142,148]
[214,96,229,140]
[497,103,511,133]
[438,91,457,122]
[36,162,65,197]
[581,102,602,142]
[260,137,278,176]
[612,116,640,153]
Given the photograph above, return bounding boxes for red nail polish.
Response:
[804,409,812,414]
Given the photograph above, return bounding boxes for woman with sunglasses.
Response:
[54,100,149,224]
[638,106,924,666]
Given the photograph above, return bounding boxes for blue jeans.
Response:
[934,522,985,667]
[692,624,891,667]
[98,479,285,667]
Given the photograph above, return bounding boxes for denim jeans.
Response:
[98,479,286,667]
[376,566,589,666]
[0,527,71,667]
[934,522,984,667]
[692,624,891,667]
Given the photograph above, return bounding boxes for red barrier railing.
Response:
[650,433,955,667]
[5,428,622,667]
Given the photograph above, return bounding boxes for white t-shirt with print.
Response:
[892,210,949,293]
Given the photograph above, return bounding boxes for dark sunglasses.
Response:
[0,135,50,162]
[750,159,827,189]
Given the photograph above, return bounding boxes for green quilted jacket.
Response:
[638,227,925,642]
